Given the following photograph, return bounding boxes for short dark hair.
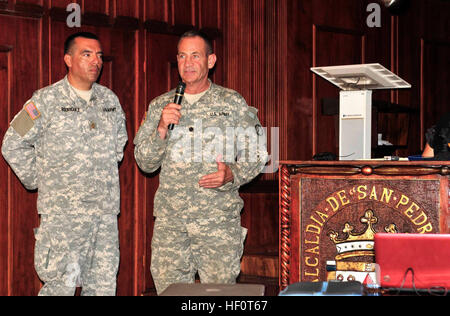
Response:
[178,30,213,55]
[64,32,100,55]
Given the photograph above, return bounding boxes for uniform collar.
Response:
[184,79,212,95]
[62,75,99,105]
[184,79,216,106]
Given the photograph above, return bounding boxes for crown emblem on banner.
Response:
[328,210,396,260]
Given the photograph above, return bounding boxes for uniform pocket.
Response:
[230,225,248,279]
[34,221,58,282]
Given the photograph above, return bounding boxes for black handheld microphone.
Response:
[168,81,186,130]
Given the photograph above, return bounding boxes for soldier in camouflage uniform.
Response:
[134,30,268,294]
[1,32,128,296]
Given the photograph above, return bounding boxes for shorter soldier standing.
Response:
[1,32,128,296]
[134,30,268,294]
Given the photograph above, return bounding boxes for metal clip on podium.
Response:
[311,63,411,160]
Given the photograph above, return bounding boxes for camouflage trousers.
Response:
[34,214,119,296]
[151,215,248,295]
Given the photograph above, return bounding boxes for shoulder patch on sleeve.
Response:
[10,109,35,137]
[24,101,41,120]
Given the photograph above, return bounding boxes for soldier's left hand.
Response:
[198,156,234,188]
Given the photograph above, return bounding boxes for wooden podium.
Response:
[278,161,450,290]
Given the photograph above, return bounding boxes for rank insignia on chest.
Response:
[25,102,40,120]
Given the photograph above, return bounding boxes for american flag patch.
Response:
[25,102,41,120]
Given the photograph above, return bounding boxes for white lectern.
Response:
[311,63,411,160]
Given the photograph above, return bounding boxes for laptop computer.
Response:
[160,283,265,296]
[375,233,450,291]
[278,281,363,296]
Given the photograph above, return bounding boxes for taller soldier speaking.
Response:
[134,30,268,295]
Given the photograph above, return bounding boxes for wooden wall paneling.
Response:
[145,0,169,22]
[50,0,79,10]
[99,55,113,88]
[12,0,45,19]
[0,18,15,297]
[313,25,365,156]
[418,1,450,148]
[210,32,223,86]
[263,0,287,179]
[49,1,112,28]
[48,20,68,85]
[0,0,6,13]
[250,0,264,132]
[110,26,140,296]
[146,33,178,100]
[364,3,402,154]
[240,191,279,281]
[2,15,42,296]
[40,2,50,88]
[273,0,287,163]
[82,0,110,15]
[221,0,281,292]
[114,0,138,18]
[198,0,223,85]
[172,0,194,26]
[395,0,450,154]
[198,0,220,29]
[293,0,369,159]
[421,38,450,143]
[395,10,421,155]
[222,0,252,106]
[375,10,412,157]
[240,0,283,267]
[16,0,43,6]
[310,2,367,157]
[363,5,392,68]
[134,28,147,297]
[286,0,313,161]
[0,46,12,296]
[240,192,279,256]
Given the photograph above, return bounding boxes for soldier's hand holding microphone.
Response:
[157,82,186,140]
